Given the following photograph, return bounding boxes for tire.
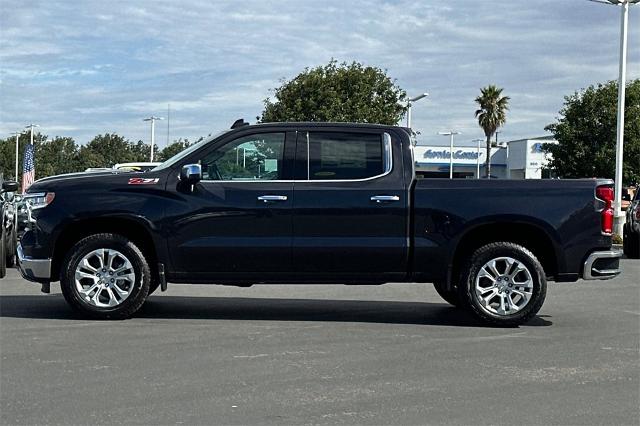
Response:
[433,281,461,307]
[6,227,16,268]
[60,233,150,319]
[457,242,547,326]
[623,228,640,259]
[0,226,6,279]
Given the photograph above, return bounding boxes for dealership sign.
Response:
[424,149,481,160]
[415,146,488,165]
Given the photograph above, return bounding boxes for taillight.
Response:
[595,185,614,235]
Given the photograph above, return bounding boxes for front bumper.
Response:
[583,250,622,280]
[17,243,52,283]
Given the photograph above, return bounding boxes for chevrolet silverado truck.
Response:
[17,121,622,325]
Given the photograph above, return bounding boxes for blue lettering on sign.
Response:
[532,143,544,153]
[424,149,480,160]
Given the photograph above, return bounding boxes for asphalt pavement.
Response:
[1,261,639,425]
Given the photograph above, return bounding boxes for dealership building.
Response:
[414,136,558,179]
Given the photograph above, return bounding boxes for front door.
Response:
[167,131,294,280]
[292,129,409,282]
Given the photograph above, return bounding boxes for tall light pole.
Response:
[24,124,39,146]
[439,131,461,179]
[589,0,639,234]
[143,116,164,162]
[11,131,22,180]
[406,93,429,128]
[472,138,484,179]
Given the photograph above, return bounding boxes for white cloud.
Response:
[0,0,638,146]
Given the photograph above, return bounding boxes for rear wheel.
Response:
[433,281,460,307]
[60,233,150,319]
[458,242,546,326]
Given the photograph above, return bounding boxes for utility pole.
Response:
[143,116,164,162]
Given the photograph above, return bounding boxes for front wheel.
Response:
[60,233,150,319]
[458,242,547,326]
[0,226,6,278]
[6,227,17,267]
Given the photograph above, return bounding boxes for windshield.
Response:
[152,130,231,171]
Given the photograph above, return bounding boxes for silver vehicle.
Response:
[623,189,640,258]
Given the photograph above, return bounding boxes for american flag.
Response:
[22,143,35,194]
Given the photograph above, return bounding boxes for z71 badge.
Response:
[128,177,159,185]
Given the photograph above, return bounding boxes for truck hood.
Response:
[26,169,152,193]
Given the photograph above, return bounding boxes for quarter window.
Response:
[307,132,387,180]
[199,133,285,181]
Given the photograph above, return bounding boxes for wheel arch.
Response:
[449,218,560,289]
[51,215,161,281]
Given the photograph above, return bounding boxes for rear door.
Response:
[292,128,409,281]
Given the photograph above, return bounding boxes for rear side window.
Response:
[307,132,386,180]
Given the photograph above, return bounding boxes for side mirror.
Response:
[180,164,202,185]
[2,181,18,193]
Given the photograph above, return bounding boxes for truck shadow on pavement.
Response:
[0,294,553,328]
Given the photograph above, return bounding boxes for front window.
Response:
[152,130,231,171]
[198,132,285,181]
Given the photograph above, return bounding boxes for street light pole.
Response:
[589,0,639,234]
[24,124,39,146]
[143,116,164,162]
[439,131,461,179]
[11,131,22,180]
[473,138,484,179]
[406,93,429,128]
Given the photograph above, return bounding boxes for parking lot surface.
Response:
[1,261,638,425]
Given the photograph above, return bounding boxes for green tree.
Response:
[78,133,149,170]
[158,138,192,162]
[475,85,510,178]
[544,79,640,185]
[260,59,407,125]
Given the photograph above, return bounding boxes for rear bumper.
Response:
[17,243,52,283]
[582,250,622,280]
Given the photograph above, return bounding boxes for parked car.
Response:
[13,195,29,239]
[623,189,640,259]
[17,121,621,325]
[1,179,19,278]
[113,162,161,172]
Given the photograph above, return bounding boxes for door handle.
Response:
[257,195,288,203]
[370,195,400,203]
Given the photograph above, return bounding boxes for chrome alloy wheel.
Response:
[475,256,534,316]
[74,249,136,308]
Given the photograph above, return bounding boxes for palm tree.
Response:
[475,85,510,178]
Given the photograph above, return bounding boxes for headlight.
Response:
[25,192,56,210]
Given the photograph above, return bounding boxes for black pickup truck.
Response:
[17,122,622,325]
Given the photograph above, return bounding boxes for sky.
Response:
[1,0,639,149]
